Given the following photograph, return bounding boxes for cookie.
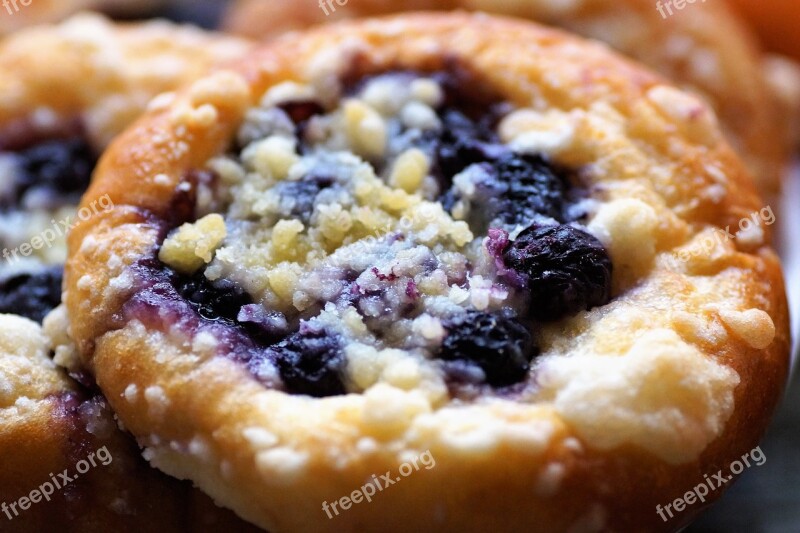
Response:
[66,13,790,532]
[0,311,259,532]
[0,13,249,322]
[224,0,789,197]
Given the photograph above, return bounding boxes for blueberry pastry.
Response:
[225,0,790,197]
[0,15,253,530]
[65,14,790,532]
[0,311,258,531]
[0,13,249,322]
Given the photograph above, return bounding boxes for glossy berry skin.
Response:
[0,267,63,323]
[438,310,537,387]
[174,270,252,325]
[502,224,613,322]
[268,328,346,397]
[434,108,504,182]
[483,154,567,227]
[433,118,570,229]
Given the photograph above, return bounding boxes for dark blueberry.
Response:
[486,154,567,226]
[502,224,613,322]
[0,266,63,323]
[272,174,335,221]
[444,153,570,231]
[1,137,95,210]
[173,270,252,325]
[266,328,346,397]
[437,309,537,387]
[433,109,507,183]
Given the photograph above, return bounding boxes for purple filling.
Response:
[123,258,334,394]
[115,68,616,396]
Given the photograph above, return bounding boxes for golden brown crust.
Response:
[225,0,789,196]
[0,312,259,532]
[67,14,789,532]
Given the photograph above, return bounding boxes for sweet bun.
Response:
[66,13,789,532]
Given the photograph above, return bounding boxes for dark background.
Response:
[136,2,800,530]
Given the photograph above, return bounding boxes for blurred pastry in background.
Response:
[0,13,249,321]
[762,55,800,150]
[0,0,173,35]
[726,0,800,62]
[225,0,791,197]
[724,0,800,151]
[0,0,94,35]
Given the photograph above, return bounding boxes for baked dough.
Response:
[0,311,258,532]
[66,13,790,532]
[225,0,790,197]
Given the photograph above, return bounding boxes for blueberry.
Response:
[437,309,537,387]
[432,109,507,184]
[173,270,252,325]
[0,267,63,323]
[486,154,567,226]
[266,328,346,397]
[502,224,613,322]
[1,137,95,210]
